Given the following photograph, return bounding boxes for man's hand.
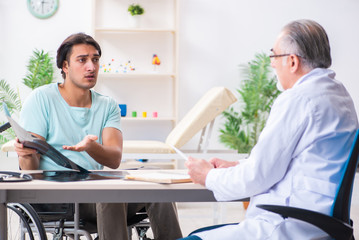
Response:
[185,157,214,186]
[14,137,40,170]
[62,135,98,152]
[209,157,239,168]
[14,138,37,157]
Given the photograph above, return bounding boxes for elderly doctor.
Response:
[181,19,358,240]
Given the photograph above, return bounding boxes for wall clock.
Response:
[27,0,59,19]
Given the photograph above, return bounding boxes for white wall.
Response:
[178,0,359,149]
[0,0,93,105]
[1,0,359,151]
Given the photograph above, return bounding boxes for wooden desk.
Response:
[0,170,216,239]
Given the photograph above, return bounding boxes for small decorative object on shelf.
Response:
[142,112,147,118]
[118,104,127,117]
[93,0,178,135]
[128,4,145,16]
[152,54,161,72]
[100,59,136,73]
[128,4,145,28]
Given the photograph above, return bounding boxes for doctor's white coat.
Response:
[196,68,358,240]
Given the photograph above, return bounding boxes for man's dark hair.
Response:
[56,33,102,79]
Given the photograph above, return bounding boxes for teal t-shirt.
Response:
[20,83,121,170]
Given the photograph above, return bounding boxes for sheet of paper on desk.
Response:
[125,172,192,184]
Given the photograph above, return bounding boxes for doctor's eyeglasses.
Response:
[269,48,304,59]
[269,48,291,59]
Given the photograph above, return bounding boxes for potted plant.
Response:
[127,4,145,28]
[128,4,145,16]
[23,49,54,90]
[219,53,280,209]
[0,49,54,144]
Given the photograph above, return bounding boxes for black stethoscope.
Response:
[0,171,32,182]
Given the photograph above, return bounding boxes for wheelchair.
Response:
[7,203,47,240]
[7,203,152,240]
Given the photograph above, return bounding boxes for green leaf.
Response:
[23,49,54,90]
[128,4,145,16]
[0,121,16,144]
[0,79,22,114]
[0,49,54,145]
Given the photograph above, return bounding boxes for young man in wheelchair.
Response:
[14,32,182,240]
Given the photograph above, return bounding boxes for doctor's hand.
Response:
[185,157,214,186]
[209,157,239,168]
[63,135,98,152]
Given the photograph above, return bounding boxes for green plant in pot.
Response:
[128,4,145,28]
[220,53,280,153]
[128,4,145,16]
[0,49,54,144]
[23,49,54,90]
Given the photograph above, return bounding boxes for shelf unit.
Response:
[92,0,179,141]
[95,28,175,33]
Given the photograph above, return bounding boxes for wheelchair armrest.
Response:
[256,204,353,240]
[127,207,148,227]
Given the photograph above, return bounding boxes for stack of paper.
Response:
[125,172,192,184]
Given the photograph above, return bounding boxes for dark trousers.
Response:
[94,202,182,240]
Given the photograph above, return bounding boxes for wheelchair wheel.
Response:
[7,203,47,240]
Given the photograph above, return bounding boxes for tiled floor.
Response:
[177,202,246,237]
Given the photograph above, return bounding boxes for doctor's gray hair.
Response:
[279,19,332,70]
